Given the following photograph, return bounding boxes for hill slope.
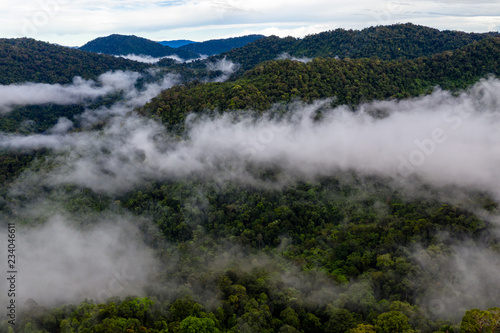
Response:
[143,37,500,127]
[80,34,199,60]
[0,38,148,84]
[179,34,265,56]
[159,39,196,48]
[216,23,500,71]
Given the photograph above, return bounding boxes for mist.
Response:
[413,242,500,320]
[2,65,500,324]
[277,52,313,63]
[206,57,239,82]
[0,214,159,307]
[117,54,178,64]
[4,77,500,202]
[0,71,140,114]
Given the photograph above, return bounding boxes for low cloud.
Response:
[413,243,500,320]
[117,54,174,64]
[206,57,239,82]
[76,72,180,127]
[47,117,74,134]
[117,54,184,64]
[277,52,313,63]
[3,77,500,202]
[0,71,141,114]
[0,215,159,307]
[116,54,208,64]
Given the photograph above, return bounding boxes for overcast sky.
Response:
[1,0,499,46]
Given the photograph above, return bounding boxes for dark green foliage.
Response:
[160,40,196,48]
[218,23,500,71]
[179,34,266,56]
[2,24,500,333]
[375,311,413,333]
[79,34,199,60]
[0,104,83,133]
[0,38,148,85]
[142,38,500,130]
[460,307,500,333]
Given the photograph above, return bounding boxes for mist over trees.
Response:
[79,34,200,60]
[1,23,500,333]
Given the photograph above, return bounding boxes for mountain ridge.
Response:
[214,23,500,71]
[0,37,148,84]
[79,34,199,60]
[178,34,266,56]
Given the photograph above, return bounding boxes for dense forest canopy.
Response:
[1,23,500,333]
[79,34,200,60]
[142,37,500,130]
[159,40,196,48]
[178,35,266,56]
[214,23,500,72]
[0,38,148,84]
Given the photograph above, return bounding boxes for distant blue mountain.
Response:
[159,39,196,48]
[80,34,199,59]
[179,35,265,56]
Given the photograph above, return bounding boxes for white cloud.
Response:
[1,0,498,46]
[47,117,73,134]
[206,57,239,82]
[0,215,159,306]
[277,52,313,63]
[0,71,140,114]
[116,54,180,63]
[5,77,500,202]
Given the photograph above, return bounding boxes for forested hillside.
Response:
[0,38,148,84]
[160,39,196,48]
[215,23,500,71]
[178,34,266,56]
[1,24,500,333]
[143,37,500,128]
[80,34,199,60]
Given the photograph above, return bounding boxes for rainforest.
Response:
[0,23,500,333]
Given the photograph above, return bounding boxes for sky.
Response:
[0,0,499,47]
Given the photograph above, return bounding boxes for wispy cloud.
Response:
[0,71,140,114]
[4,77,500,202]
[2,0,498,46]
[0,214,159,306]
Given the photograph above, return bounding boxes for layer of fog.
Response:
[76,71,180,128]
[4,77,500,203]
[147,237,354,311]
[117,54,209,64]
[2,73,500,317]
[0,214,159,307]
[0,71,140,114]
[413,242,500,321]
[277,52,313,63]
[206,57,240,82]
[117,54,178,64]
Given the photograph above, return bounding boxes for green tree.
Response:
[375,311,414,333]
[460,309,494,333]
[351,324,376,333]
[179,316,220,333]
